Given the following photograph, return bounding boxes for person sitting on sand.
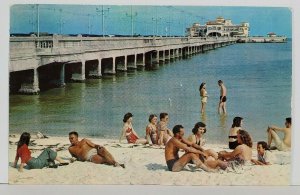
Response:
[251,141,273,165]
[157,112,173,145]
[218,129,253,165]
[13,132,68,172]
[228,117,243,149]
[145,114,159,145]
[187,122,218,159]
[267,117,291,151]
[68,131,124,168]
[119,112,148,144]
[165,125,227,172]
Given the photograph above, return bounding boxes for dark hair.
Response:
[192,122,206,134]
[69,131,78,137]
[218,80,223,84]
[173,124,184,135]
[199,82,206,91]
[159,112,168,120]
[17,132,31,149]
[257,141,269,150]
[232,117,243,128]
[149,114,157,123]
[286,117,291,124]
[123,112,133,123]
[237,129,252,148]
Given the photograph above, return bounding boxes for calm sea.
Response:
[9,41,292,144]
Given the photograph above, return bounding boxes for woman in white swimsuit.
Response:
[199,82,208,114]
[145,114,159,145]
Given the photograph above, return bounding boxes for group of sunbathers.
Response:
[13,111,291,173]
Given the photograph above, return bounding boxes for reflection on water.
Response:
[9,42,292,144]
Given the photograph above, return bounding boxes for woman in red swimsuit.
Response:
[119,112,148,144]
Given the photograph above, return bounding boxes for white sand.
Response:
[8,134,291,185]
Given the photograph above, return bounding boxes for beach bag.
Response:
[47,149,58,168]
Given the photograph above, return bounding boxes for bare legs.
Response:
[135,138,148,144]
[172,153,215,172]
[91,147,125,168]
[201,102,206,114]
[218,102,226,114]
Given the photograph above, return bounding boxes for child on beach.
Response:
[13,132,68,172]
[251,141,273,165]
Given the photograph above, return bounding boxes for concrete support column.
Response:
[156,51,160,63]
[80,59,86,81]
[59,63,66,86]
[19,68,40,94]
[112,57,116,74]
[33,68,40,91]
[134,54,137,68]
[125,55,128,71]
[89,58,102,78]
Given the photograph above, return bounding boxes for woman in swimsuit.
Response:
[199,82,208,114]
[228,117,243,149]
[218,129,253,166]
[13,132,68,172]
[187,122,218,160]
[119,112,148,144]
[145,114,159,145]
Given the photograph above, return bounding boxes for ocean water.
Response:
[9,41,292,144]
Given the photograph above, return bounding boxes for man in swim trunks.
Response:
[157,113,173,145]
[218,80,227,114]
[267,117,291,151]
[165,125,215,172]
[68,131,124,168]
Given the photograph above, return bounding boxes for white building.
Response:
[186,16,250,37]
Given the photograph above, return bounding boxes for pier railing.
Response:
[10,35,237,58]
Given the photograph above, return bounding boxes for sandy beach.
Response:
[8,133,291,185]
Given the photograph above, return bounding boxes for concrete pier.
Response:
[9,35,237,94]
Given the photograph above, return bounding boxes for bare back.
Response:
[283,127,291,147]
[220,84,227,97]
[235,144,252,161]
[68,139,93,161]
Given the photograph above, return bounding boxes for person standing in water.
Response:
[218,80,227,114]
[199,82,208,114]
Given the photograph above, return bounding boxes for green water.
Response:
[9,41,292,144]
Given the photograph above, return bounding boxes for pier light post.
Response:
[96,6,110,37]
[36,4,40,37]
[126,5,138,37]
[58,9,65,34]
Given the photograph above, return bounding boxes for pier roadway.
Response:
[9,35,237,94]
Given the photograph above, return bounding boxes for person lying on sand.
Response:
[251,141,273,165]
[165,125,227,172]
[218,129,252,166]
[13,132,69,172]
[68,131,125,168]
[267,117,291,151]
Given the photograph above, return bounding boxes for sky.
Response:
[10,5,292,37]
